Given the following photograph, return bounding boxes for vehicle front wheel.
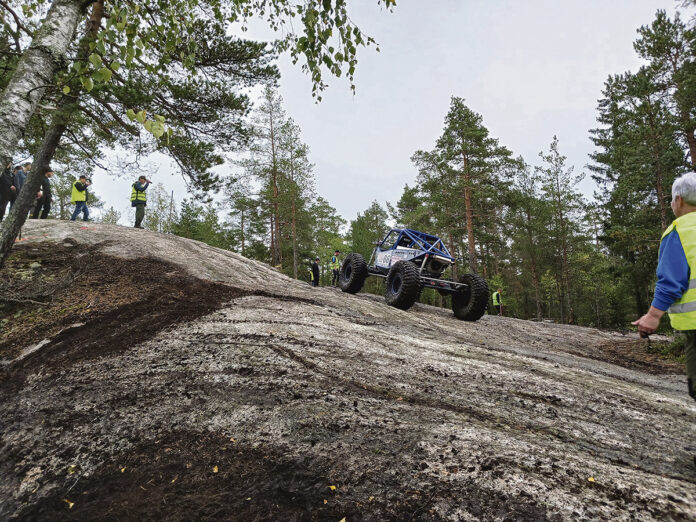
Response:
[339,253,368,294]
[451,273,489,321]
[385,261,420,310]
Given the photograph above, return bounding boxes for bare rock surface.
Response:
[1,221,695,520]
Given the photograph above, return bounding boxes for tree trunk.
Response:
[524,207,542,320]
[291,196,297,279]
[448,234,457,280]
[0,123,66,267]
[462,155,478,273]
[687,129,696,172]
[0,0,85,169]
[240,208,245,257]
[0,1,103,268]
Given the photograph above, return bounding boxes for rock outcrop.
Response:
[1,221,694,520]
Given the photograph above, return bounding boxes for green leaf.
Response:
[135,110,146,124]
[89,53,102,68]
[98,67,113,82]
[151,121,165,138]
[82,77,94,92]
[62,86,71,95]
[126,109,136,121]
[143,120,153,132]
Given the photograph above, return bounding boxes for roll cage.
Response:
[375,228,454,261]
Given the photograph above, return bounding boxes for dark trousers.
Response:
[134,204,145,228]
[0,190,15,221]
[71,201,89,221]
[685,331,696,401]
[331,269,339,286]
[32,197,51,219]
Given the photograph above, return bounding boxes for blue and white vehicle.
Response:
[339,228,489,321]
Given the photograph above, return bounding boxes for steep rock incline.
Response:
[1,221,694,521]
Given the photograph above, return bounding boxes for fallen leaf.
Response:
[68,465,77,475]
[397,397,403,401]
[213,466,218,473]
[230,437,236,443]
[324,499,328,504]
[171,476,178,484]
[120,467,126,473]
[64,499,74,509]
[329,485,337,491]
[588,477,595,482]
[246,497,251,501]
[339,518,346,522]
[369,496,374,502]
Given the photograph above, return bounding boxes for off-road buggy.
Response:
[339,228,489,321]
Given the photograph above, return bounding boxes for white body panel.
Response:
[375,247,420,269]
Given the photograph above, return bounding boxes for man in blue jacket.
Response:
[633,172,696,403]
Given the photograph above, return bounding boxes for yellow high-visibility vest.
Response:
[329,255,340,270]
[131,183,147,203]
[492,291,501,305]
[663,211,696,330]
[70,180,86,203]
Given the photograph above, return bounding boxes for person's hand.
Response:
[36,191,42,199]
[632,306,664,336]
[10,185,15,191]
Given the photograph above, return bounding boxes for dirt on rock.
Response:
[1,241,248,382]
[1,221,695,521]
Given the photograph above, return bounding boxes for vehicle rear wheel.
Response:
[385,261,420,310]
[451,273,489,321]
[339,253,368,294]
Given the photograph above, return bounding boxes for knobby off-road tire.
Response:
[385,261,420,310]
[339,253,368,294]
[452,273,489,321]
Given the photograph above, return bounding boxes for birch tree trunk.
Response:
[0,121,67,267]
[0,1,102,269]
[0,0,85,169]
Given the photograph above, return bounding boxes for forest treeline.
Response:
[146,10,694,329]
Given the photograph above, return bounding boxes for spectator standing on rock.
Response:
[131,175,151,229]
[330,250,341,287]
[492,288,503,316]
[32,167,54,219]
[70,175,91,221]
[633,172,696,403]
[0,162,16,222]
[311,257,320,287]
[13,165,26,194]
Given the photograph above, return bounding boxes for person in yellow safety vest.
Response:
[131,175,151,229]
[330,250,341,287]
[634,172,696,403]
[70,175,91,221]
[492,288,503,316]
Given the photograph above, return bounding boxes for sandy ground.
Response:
[1,221,694,521]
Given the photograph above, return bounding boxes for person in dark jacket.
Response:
[13,165,26,194]
[70,175,91,221]
[32,168,54,219]
[0,162,16,222]
[131,175,151,228]
[311,257,320,287]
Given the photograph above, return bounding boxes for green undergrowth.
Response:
[647,334,687,365]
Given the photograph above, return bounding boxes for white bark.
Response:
[0,0,85,167]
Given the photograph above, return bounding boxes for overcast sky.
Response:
[94,0,689,225]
